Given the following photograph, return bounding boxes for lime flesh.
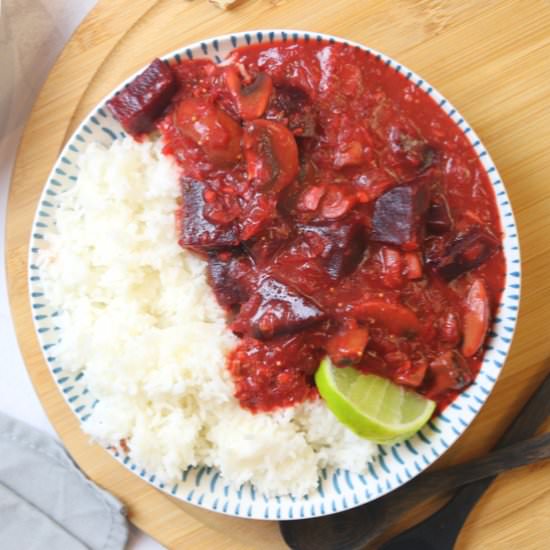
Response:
[315,357,436,444]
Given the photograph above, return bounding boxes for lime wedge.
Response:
[315,357,436,443]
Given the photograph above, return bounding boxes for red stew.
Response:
[108,41,505,414]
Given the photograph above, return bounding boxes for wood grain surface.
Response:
[5,0,550,548]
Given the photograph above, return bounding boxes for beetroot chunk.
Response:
[268,219,366,297]
[244,221,292,265]
[427,193,454,235]
[299,220,366,280]
[231,276,325,340]
[434,229,500,281]
[371,183,430,250]
[178,178,239,253]
[107,59,176,138]
[207,250,256,310]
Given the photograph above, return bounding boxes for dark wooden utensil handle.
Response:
[378,368,550,550]
[280,368,550,550]
[376,434,550,549]
[280,433,550,550]
[399,431,550,501]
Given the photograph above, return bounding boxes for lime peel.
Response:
[315,357,436,444]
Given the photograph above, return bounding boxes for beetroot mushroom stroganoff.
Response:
[108,41,504,412]
[42,39,505,496]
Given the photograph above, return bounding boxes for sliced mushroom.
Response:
[462,278,490,357]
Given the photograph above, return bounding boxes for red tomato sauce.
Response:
[107,41,505,414]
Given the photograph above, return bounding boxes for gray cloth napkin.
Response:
[0,412,128,550]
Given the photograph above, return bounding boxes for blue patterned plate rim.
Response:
[28,29,521,521]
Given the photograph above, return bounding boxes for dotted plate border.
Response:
[28,30,521,521]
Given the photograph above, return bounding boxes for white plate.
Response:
[29,30,521,520]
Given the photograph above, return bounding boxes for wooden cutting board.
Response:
[6,0,550,548]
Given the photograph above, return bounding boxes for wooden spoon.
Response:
[280,369,550,550]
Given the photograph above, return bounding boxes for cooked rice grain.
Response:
[40,138,376,496]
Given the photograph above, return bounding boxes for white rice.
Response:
[39,137,376,496]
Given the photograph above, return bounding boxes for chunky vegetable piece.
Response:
[109,41,505,414]
[268,219,366,296]
[207,250,255,308]
[427,193,454,235]
[107,59,176,137]
[179,178,239,251]
[326,323,369,366]
[243,119,299,192]
[231,276,326,339]
[462,278,490,357]
[371,183,430,249]
[434,229,500,281]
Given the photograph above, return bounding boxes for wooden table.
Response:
[6,0,550,548]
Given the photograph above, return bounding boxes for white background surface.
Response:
[0,1,164,548]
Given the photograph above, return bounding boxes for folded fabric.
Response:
[0,412,128,550]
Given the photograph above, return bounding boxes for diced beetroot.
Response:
[224,66,273,120]
[308,220,366,279]
[244,119,299,192]
[427,193,454,235]
[244,221,292,265]
[268,225,337,296]
[426,350,473,399]
[323,222,366,279]
[231,276,325,340]
[462,278,490,357]
[239,193,278,241]
[433,229,500,281]
[371,182,430,250]
[173,97,243,168]
[326,324,369,366]
[207,250,256,309]
[178,178,239,252]
[269,255,331,297]
[107,59,176,138]
[266,85,317,137]
[271,219,366,294]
